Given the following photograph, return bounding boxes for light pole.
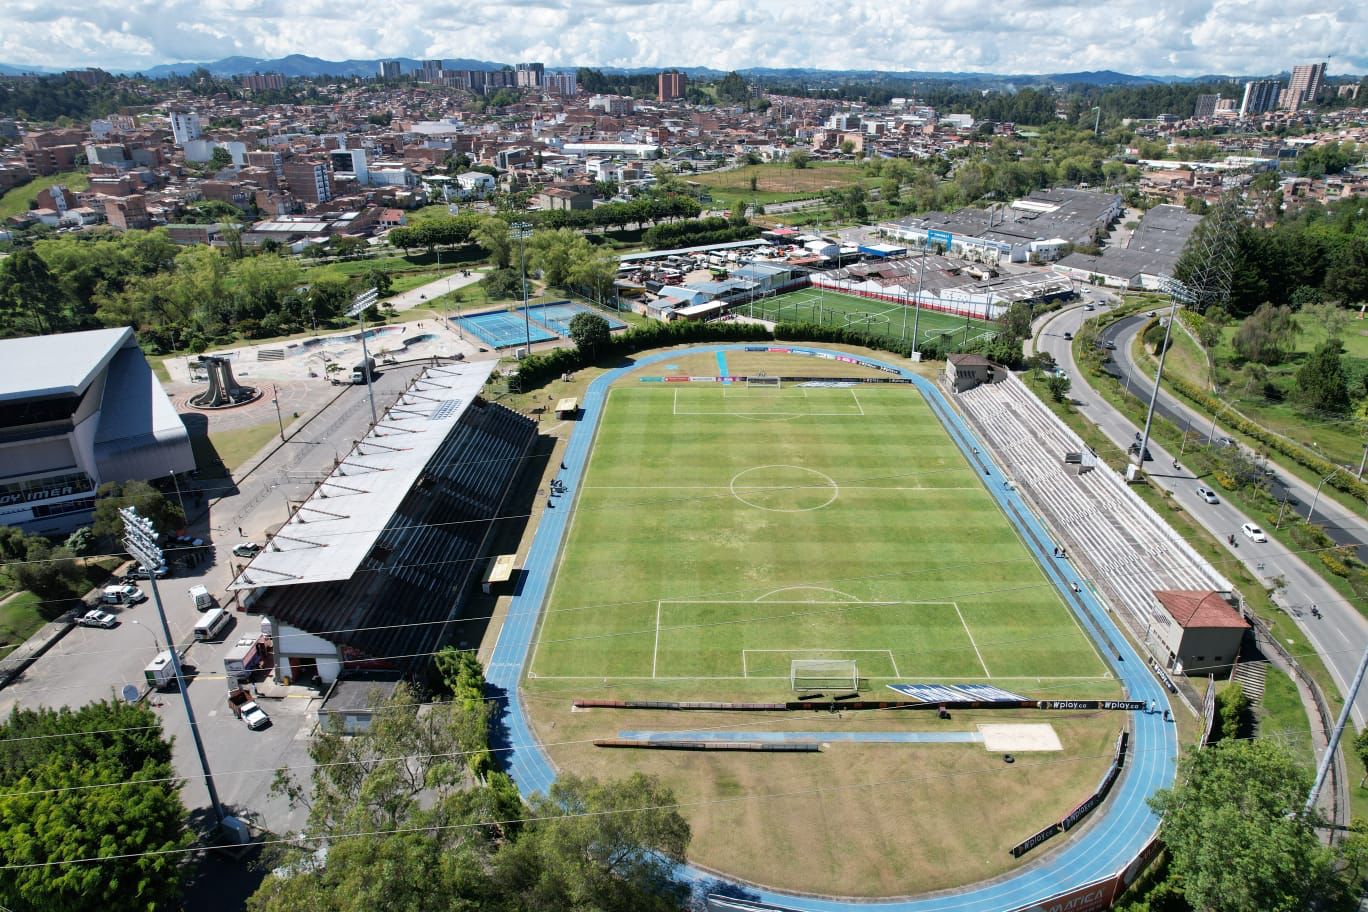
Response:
[347,288,380,426]
[911,239,928,356]
[130,618,160,653]
[1307,644,1368,815]
[1136,282,1185,471]
[1358,438,1367,482]
[1307,467,1341,523]
[271,385,285,442]
[511,221,533,359]
[119,507,225,826]
[1276,492,1293,530]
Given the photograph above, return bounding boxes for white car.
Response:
[239,701,271,730]
[78,609,118,629]
[1196,486,1219,505]
[1241,523,1268,543]
[232,542,262,558]
[99,584,146,605]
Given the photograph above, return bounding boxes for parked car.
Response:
[99,584,146,605]
[1241,523,1268,543]
[174,534,205,548]
[1196,486,1219,504]
[232,542,262,558]
[125,562,169,580]
[78,609,118,628]
[239,701,271,730]
[1214,436,1236,448]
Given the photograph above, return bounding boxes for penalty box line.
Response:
[742,648,900,679]
[672,387,865,417]
[652,599,969,680]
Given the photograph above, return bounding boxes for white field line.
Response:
[741,648,899,679]
[952,600,992,677]
[652,601,662,679]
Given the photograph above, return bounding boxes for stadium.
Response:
[493,342,1180,906]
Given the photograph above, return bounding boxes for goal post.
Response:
[746,376,781,389]
[790,659,859,693]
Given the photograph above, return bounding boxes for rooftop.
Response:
[1154,590,1247,629]
[0,327,132,402]
[230,360,497,591]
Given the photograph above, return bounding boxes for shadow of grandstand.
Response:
[179,412,239,504]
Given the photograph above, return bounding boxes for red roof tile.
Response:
[1154,590,1247,629]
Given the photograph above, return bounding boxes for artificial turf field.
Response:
[742,287,998,349]
[530,384,1105,685]
[523,378,1124,895]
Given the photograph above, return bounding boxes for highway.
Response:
[1036,301,1368,726]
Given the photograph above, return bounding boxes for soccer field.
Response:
[742,287,998,348]
[529,384,1104,686]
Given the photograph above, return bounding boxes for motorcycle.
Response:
[1311,606,1322,619]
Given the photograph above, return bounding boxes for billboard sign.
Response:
[927,229,954,248]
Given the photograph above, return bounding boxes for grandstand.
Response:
[954,373,1233,677]
[230,362,537,683]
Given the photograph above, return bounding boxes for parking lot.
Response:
[0,364,431,836]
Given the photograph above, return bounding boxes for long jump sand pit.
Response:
[978,723,1064,752]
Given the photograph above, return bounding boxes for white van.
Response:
[193,607,232,642]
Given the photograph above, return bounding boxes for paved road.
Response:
[1037,305,1368,727]
[0,365,427,835]
[1102,314,1366,561]
[386,268,487,312]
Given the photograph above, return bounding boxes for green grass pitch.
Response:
[529,384,1108,688]
[741,288,997,348]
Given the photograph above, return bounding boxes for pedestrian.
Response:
[1148,700,1157,715]
[1053,546,1059,557]
[238,526,244,537]
[1163,708,1172,722]
[1070,581,1080,594]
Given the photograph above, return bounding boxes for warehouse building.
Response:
[0,328,193,534]
[1053,204,1201,290]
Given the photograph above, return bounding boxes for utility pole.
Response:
[911,241,928,355]
[512,221,533,359]
[120,507,225,826]
[1306,645,1368,815]
[347,288,379,426]
[1135,281,1187,476]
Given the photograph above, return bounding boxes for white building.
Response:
[456,171,496,198]
[169,110,202,146]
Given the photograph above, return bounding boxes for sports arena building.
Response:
[0,327,193,534]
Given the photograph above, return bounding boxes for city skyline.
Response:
[0,0,1363,78]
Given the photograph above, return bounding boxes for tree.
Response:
[790,150,811,169]
[1231,303,1299,365]
[568,312,611,359]
[494,773,690,912]
[1325,236,1368,305]
[0,700,192,912]
[1295,338,1351,414]
[1045,373,1071,402]
[1355,726,1368,788]
[473,216,512,269]
[0,247,68,335]
[1212,681,1252,741]
[1149,739,1333,912]
[90,480,185,542]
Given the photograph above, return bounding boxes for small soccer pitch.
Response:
[524,375,1122,896]
[743,287,999,349]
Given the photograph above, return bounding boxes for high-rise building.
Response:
[515,62,545,88]
[1239,79,1281,117]
[545,72,578,96]
[1193,94,1221,118]
[282,159,334,205]
[329,149,368,186]
[169,110,201,146]
[420,60,444,83]
[1284,62,1327,111]
[378,60,402,80]
[658,70,687,101]
[241,73,285,92]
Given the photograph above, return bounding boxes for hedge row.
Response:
[514,319,772,388]
[1162,371,1368,504]
[642,217,761,249]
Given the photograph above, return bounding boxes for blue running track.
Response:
[484,344,1178,912]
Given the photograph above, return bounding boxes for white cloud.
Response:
[0,0,1362,75]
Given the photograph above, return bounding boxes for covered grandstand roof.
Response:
[230,360,497,590]
[0,327,132,402]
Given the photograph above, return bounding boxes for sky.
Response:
[0,0,1363,76]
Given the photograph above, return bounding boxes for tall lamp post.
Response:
[119,506,225,826]
[1135,279,1188,476]
[270,385,285,442]
[347,288,380,426]
[511,221,533,358]
[1307,467,1341,524]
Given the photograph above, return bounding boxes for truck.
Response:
[188,584,214,611]
[223,635,267,682]
[351,357,376,384]
[144,651,178,690]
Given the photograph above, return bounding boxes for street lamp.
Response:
[347,288,380,426]
[271,386,285,442]
[1307,467,1341,523]
[130,618,160,653]
[119,506,225,826]
[509,221,533,358]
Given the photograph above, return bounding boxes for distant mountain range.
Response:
[0,54,1353,85]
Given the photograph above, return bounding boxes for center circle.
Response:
[729,464,839,513]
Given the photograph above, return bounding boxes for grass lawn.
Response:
[688,162,874,206]
[0,171,89,220]
[0,591,46,659]
[207,424,282,475]
[745,287,997,348]
[526,382,1115,894]
[1258,667,1315,768]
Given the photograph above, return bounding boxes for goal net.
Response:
[746,376,781,389]
[790,659,859,693]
